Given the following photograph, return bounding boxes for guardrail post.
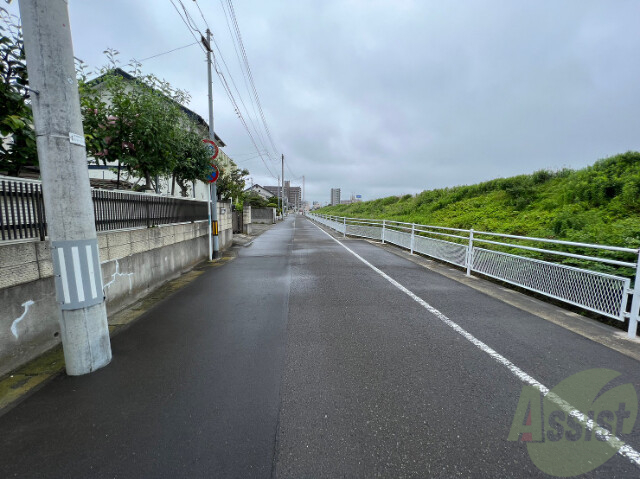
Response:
[410,223,415,254]
[382,220,386,244]
[466,228,474,276]
[628,251,640,338]
[343,217,346,237]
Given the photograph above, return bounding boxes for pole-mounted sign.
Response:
[203,138,219,161]
[203,139,219,183]
[206,163,219,183]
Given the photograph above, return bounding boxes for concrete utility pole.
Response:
[281,154,285,216]
[204,29,220,259]
[19,0,111,375]
[302,175,305,213]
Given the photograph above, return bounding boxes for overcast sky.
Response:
[8,1,640,204]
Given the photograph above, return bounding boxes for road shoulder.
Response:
[308,218,640,362]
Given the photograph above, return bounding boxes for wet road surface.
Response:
[1,215,639,478]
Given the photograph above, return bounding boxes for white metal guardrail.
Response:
[308,213,640,338]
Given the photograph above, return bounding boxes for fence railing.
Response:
[1,176,209,242]
[308,213,640,338]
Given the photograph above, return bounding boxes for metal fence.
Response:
[1,176,209,241]
[308,213,640,338]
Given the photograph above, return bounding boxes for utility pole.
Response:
[303,175,305,214]
[19,0,111,375]
[203,29,220,259]
[277,175,281,219]
[281,154,285,217]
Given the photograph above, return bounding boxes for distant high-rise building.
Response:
[285,180,302,210]
[262,180,302,210]
[331,188,341,206]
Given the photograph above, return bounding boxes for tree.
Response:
[0,9,37,176]
[244,192,269,208]
[78,52,197,189]
[216,159,249,201]
[173,127,211,196]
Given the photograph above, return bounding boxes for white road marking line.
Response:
[310,220,640,469]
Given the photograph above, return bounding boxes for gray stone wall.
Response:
[218,200,233,248]
[242,205,252,235]
[252,207,276,224]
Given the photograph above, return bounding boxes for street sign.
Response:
[356,195,362,198]
[206,163,219,183]
[202,138,219,160]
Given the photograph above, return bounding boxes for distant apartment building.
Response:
[262,180,302,210]
[330,188,341,206]
[285,181,302,210]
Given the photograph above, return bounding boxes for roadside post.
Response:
[203,139,220,261]
[381,220,386,244]
[627,251,640,338]
[410,223,415,255]
[466,229,474,277]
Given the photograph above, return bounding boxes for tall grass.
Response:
[318,152,640,276]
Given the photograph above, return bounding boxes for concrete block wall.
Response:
[217,200,233,249]
[242,205,252,235]
[252,207,276,224]
[0,220,219,378]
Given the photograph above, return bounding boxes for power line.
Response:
[209,51,276,177]
[192,0,210,30]
[218,0,271,161]
[176,0,203,33]
[208,31,272,160]
[233,150,269,157]
[285,161,298,179]
[168,0,206,54]
[223,0,280,157]
[167,0,279,179]
[136,41,198,63]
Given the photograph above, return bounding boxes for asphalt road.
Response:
[1,215,640,478]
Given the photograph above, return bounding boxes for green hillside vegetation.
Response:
[318,152,640,276]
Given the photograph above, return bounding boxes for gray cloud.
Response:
[8,0,640,204]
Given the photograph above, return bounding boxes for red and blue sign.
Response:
[203,139,220,183]
[206,163,219,183]
[203,138,219,160]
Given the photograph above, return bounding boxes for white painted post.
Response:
[382,220,386,244]
[207,183,212,260]
[410,224,415,255]
[343,217,346,237]
[627,250,640,338]
[466,229,474,277]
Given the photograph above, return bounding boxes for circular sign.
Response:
[202,138,219,160]
[206,163,219,183]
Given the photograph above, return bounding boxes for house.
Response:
[244,184,274,201]
[85,68,231,200]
